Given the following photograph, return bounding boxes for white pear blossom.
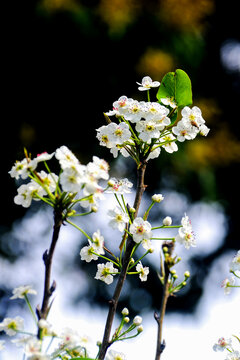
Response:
[14,183,44,208]
[161,97,177,108]
[80,240,102,263]
[160,133,178,153]
[129,217,152,244]
[123,99,144,123]
[181,106,205,130]
[136,119,161,142]
[35,151,55,163]
[172,120,198,142]
[0,316,24,336]
[24,337,42,356]
[87,156,109,180]
[107,122,131,145]
[59,327,81,348]
[136,262,149,281]
[60,165,86,193]
[10,285,37,300]
[221,277,235,295]
[92,230,105,252]
[9,158,38,180]
[107,206,129,232]
[213,337,232,352]
[107,178,133,194]
[137,76,160,91]
[147,147,161,160]
[106,349,126,360]
[96,125,116,149]
[229,250,240,272]
[55,145,80,169]
[38,171,58,193]
[106,95,129,117]
[95,262,118,285]
[226,351,240,360]
[175,214,196,249]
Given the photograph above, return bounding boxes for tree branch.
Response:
[98,161,147,360]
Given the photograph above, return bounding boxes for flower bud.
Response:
[129,207,136,213]
[121,308,129,316]
[137,325,143,333]
[133,316,142,326]
[184,271,190,278]
[163,216,172,226]
[108,179,115,187]
[152,194,164,203]
[91,206,98,213]
[124,317,130,323]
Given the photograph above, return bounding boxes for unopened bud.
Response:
[137,325,143,333]
[133,316,142,326]
[91,206,98,213]
[121,307,129,316]
[163,216,172,226]
[108,179,115,187]
[124,317,130,323]
[184,271,190,278]
[129,207,136,213]
[152,194,164,203]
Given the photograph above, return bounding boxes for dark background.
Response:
[1,0,240,321]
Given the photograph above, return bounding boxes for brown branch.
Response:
[155,242,174,360]
[37,209,63,321]
[98,161,147,360]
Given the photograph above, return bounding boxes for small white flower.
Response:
[55,145,80,169]
[161,97,177,108]
[87,156,109,180]
[230,250,240,272]
[10,285,37,300]
[106,349,126,360]
[152,194,164,203]
[181,106,205,130]
[133,315,142,326]
[107,122,131,145]
[96,125,116,149]
[59,327,81,348]
[199,124,210,136]
[35,151,55,162]
[0,316,24,336]
[107,206,129,232]
[160,134,178,153]
[137,76,160,91]
[123,99,144,123]
[92,230,105,252]
[172,120,198,142]
[147,147,161,160]
[9,158,37,180]
[24,337,42,355]
[221,277,235,295]
[175,226,196,249]
[107,178,133,194]
[129,217,152,244]
[213,337,232,352]
[60,165,86,193]
[38,171,58,193]
[95,262,118,285]
[226,351,240,360]
[163,216,172,226]
[136,262,149,281]
[135,119,161,142]
[80,240,101,263]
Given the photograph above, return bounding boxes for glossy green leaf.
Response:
[157,69,192,108]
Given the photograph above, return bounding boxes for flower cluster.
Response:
[9,146,110,212]
[96,76,209,162]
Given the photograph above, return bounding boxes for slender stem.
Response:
[24,294,38,325]
[155,244,174,360]
[98,161,147,360]
[37,209,63,321]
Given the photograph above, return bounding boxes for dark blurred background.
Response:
[1,0,240,331]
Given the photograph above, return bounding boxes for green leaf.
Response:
[157,69,192,108]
